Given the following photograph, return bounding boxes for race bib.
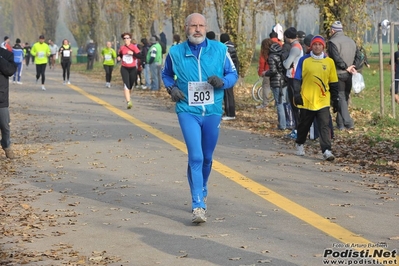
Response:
[122,54,133,64]
[188,82,214,106]
[63,50,71,57]
[104,54,111,60]
[37,51,45,58]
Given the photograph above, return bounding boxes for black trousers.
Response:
[61,61,71,81]
[25,55,31,66]
[103,65,114,83]
[296,107,332,153]
[223,87,236,117]
[87,55,94,70]
[35,64,47,84]
[287,78,300,129]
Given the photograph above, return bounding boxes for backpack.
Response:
[88,47,95,55]
[87,44,95,55]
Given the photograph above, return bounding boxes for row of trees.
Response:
[0,0,397,76]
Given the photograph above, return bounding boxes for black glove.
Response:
[166,86,185,102]
[294,94,303,106]
[332,98,339,113]
[207,75,224,88]
[262,70,270,77]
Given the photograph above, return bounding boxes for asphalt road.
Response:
[1,64,398,266]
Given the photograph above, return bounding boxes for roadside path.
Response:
[1,65,398,265]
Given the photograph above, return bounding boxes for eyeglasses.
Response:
[123,37,130,40]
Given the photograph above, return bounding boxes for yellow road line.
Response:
[68,83,397,264]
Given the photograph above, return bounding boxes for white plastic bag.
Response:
[352,73,365,94]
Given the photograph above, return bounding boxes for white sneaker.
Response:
[67,80,71,84]
[12,81,16,84]
[105,82,109,88]
[63,80,66,85]
[141,86,147,90]
[17,81,23,84]
[41,85,46,91]
[296,144,305,156]
[256,104,267,109]
[323,149,335,161]
[192,208,207,223]
[222,116,236,121]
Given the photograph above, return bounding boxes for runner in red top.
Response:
[117,32,141,109]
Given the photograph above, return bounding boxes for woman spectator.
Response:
[257,38,274,109]
[264,41,288,130]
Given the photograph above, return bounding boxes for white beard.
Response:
[188,34,205,45]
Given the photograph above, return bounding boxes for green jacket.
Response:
[31,42,50,65]
[101,47,116,66]
[146,43,162,64]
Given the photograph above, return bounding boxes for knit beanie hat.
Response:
[220,33,230,43]
[284,27,297,39]
[331,21,343,32]
[304,34,314,47]
[310,35,326,48]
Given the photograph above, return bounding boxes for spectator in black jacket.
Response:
[264,42,288,130]
[220,33,239,121]
[0,47,17,159]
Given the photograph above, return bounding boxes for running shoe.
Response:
[192,208,207,223]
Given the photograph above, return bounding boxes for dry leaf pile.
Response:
[146,83,399,181]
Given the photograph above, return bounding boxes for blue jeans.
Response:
[143,65,151,87]
[271,86,287,130]
[178,113,221,210]
[0,107,11,149]
[149,63,160,91]
[13,62,23,82]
